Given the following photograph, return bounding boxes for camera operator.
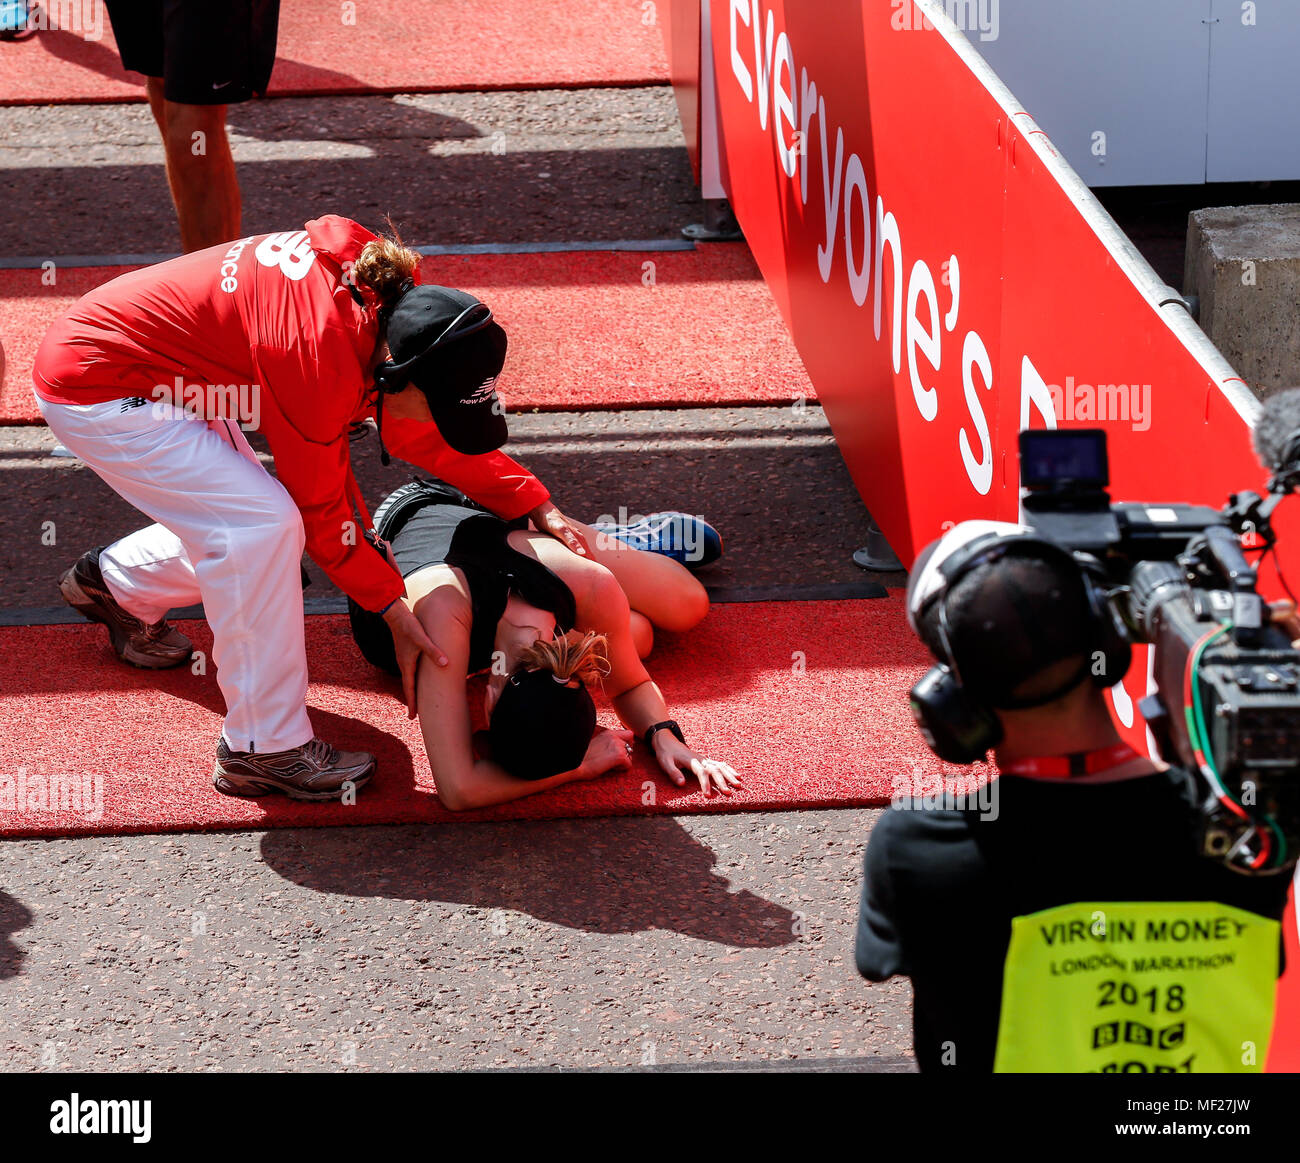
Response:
[854,520,1292,1073]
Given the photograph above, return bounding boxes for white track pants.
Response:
[38,395,314,754]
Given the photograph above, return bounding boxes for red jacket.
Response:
[33,215,550,612]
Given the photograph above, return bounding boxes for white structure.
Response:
[960,0,1300,186]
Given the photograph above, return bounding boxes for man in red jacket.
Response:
[33,215,589,802]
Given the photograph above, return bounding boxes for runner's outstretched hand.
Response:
[651,733,743,797]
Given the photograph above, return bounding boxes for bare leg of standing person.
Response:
[145,77,240,253]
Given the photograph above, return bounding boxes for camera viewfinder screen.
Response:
[1019,429,1109,488]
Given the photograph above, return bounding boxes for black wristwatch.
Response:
[644,720,685,749]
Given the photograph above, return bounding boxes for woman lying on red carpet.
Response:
[348,478,741,809]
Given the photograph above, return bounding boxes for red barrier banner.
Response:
[711,0,1300,1070]
[711,0,1296,565]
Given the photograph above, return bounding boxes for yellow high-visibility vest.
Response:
[994,901,1279,1073]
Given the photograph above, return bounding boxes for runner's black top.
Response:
[347,479,576,676]
[854,769,1292,1072]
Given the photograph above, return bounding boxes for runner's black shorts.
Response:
[105,0,280,104]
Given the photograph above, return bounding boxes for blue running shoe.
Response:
[0,0,34,40]
[591,511,723,569]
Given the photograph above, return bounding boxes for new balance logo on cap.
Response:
[461,376,499,406]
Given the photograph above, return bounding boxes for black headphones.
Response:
[367,285,496,463]
[908,530,1132,765]
[372,288,495,397]
[372,362,406,396]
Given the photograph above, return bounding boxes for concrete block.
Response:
[1184,204,1300,396]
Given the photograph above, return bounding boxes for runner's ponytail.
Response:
[518,631,610,688]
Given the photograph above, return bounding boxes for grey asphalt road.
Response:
[0,88,704,258]
[0,812,915,1072]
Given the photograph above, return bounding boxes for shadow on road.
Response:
[0,890,34,979]
[259,814,799,948]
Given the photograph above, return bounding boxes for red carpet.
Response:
[0,248,814,423]
[0,0,667,105]
[0,598,938,839]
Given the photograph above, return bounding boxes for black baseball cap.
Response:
[383,285,509,455]
[489,667,597,781]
